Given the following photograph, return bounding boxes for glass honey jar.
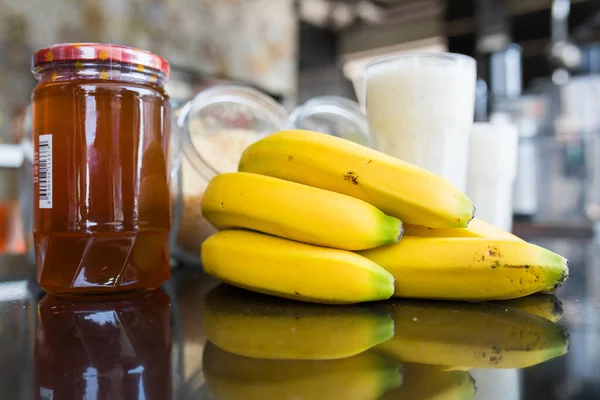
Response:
[31,43,171,296]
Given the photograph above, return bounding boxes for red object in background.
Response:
[34,290,172,400]
[31,43,171,296]
[0,201,25,254]
[0,202,11,252]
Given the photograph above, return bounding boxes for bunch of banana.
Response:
[373,299,569,369]
[201,284,394,359]
[199,129,568,303]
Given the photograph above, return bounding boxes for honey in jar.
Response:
[31,43,171,296]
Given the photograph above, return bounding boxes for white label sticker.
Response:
[38,134,52,209]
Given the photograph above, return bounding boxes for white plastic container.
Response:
[365,53,476,191]
[466,122,519,232]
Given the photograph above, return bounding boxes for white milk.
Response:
[365,53,476,191]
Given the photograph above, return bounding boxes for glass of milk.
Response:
[365,53,476,191]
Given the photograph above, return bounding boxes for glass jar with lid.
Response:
[31,43,172,296]
[288,96,371,147]
[171,85,288,265]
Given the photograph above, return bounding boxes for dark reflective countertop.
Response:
[1,236,599,400]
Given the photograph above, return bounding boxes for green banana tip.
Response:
[550,271,568,292]
[552,259,570,291]
[398,223,404,242]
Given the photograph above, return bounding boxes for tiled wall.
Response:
[0,0,298,142]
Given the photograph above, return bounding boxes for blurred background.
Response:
[0,1,599,399]
[1,0,600,244]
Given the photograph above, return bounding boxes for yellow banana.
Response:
[202,172,402,250]
[239,129,474,228]
[491,294,564,322]
[202,284,395,360]
[358,237,568,300]
[201,229,395,304]
[379,363,475,400]
[404,218,522,241]
[203,342,403,400]
[374,300,569,369]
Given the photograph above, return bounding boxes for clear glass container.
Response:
[171,85,288,265]
[31,43,171,296]
[365,53,476,191]
[288,96,371,147]
[533,134,589,224]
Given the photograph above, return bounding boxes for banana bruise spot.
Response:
[344,171,359,185]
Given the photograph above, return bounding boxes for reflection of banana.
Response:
[403,218,521,241]
[379,363,475,400]
[134,139,170,274]
[374,300,569,369]
[139,140,171,230]
[139,176,171,230]
[140,140,168,181]
[202,285,395,360]
[491,294,564,322]
[203,342,403,400]
[130,229,169,273]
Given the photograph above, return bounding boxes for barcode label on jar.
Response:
[39,134,52,209]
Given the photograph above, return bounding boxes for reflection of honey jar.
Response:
[31,44,171,296]
[35,291,172,400]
